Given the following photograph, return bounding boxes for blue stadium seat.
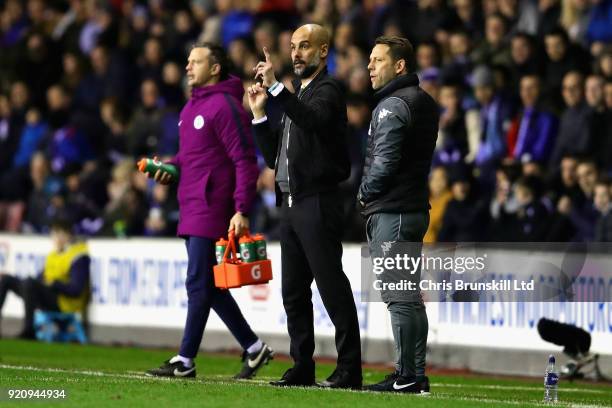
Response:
[33,310,87,344]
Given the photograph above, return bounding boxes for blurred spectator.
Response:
[138,37,165,84]
[542,27,590,112]
[420,67,442,100]
[488,163,520,238]
[435,83,469,165]
[416,41,441,72]
[594,180,612,240]
[250,168,281,240]
[73,45,127,115]
[22,152,62,233]
[470,65,514,178]
[161,61,185,109]
[0,216,91,339]
[506,74,558,163]
[99,159,145,237]
[596,49,612,79]
[41,84,94,174]
[507,175,551,240]
[9,81,30,120]
[164,9,199,62]
[535,0,563,39]
[441,0,484,42]
[438,166,488,241]
[99,98,129,163]
[549,71,593,169]
[126,79,179,157]
[548,154,583,201]
[15,32,62,108]
[0,106,45,219]
[144,183,179,237]
[60,52,86,93]
[0,94,21,174]
[441,31,473,86]
[424,166,453,242]
[509,32,541,93]
[585,0,612,45]
[585,74,612,173]
[407,0,451,45]
[563,159,600,241]
[11,107,47,169]
[471,13,512,68]
[560,0,592,46]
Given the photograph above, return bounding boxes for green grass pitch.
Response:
[0,339,610,407]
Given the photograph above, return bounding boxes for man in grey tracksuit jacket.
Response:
[359,36,439,393]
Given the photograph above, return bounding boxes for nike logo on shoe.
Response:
[247,347,268,368]
[173,367,196,377]
[392,381,416,390]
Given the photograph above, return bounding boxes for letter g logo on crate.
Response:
[251,264,262,280]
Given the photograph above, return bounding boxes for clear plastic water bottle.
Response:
[544,354,559,403]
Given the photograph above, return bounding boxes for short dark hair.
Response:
[49,216,74,234]
[512,32,535,47]
[544,26,570,45]
[375,36,416,73]
[515,175,543,198]
[192,42,233,81]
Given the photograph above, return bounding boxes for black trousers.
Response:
[0,276,59,334]
[280,191,362,374]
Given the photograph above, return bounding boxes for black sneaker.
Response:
[234,343,274,379]
[418,376,430,394]
[364,372,419,393]
[146,357,196,378]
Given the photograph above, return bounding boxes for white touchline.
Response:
[0,364,609,406]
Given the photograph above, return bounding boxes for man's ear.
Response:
[210,62,221,77]
[320,43,329,59]
[395,59,406,75]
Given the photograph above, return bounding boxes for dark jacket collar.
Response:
[291,66,328,92]
[374,73,420,103]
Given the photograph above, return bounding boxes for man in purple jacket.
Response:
[146,43,273,379]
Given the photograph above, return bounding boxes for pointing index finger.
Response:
[263,47,271,63]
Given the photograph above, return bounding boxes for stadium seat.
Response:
[33,310,88,344]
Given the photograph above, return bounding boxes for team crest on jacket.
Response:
[193,115,205,129]
[378,108,392,121]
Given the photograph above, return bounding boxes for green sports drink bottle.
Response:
[238,236,257,263]
[215,238,228,264]
[253,234,267,260]
[137,157,179,180]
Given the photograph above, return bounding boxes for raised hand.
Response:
[253,47,277,88]
[247,82,268,119]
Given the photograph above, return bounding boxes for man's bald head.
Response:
[291,24,329,79]
[294,24,330,47]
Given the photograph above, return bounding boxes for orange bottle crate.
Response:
[213,231,273,289]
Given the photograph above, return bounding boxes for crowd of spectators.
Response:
[0,0,611,242]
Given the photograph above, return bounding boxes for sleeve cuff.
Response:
[269,82,284,97]
[252,116,268,124]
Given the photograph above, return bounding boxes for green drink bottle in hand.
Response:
[137,157,179,181]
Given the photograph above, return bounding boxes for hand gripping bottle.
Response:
[137,157,178,181]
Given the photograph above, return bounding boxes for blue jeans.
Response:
[179,236,258,358]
